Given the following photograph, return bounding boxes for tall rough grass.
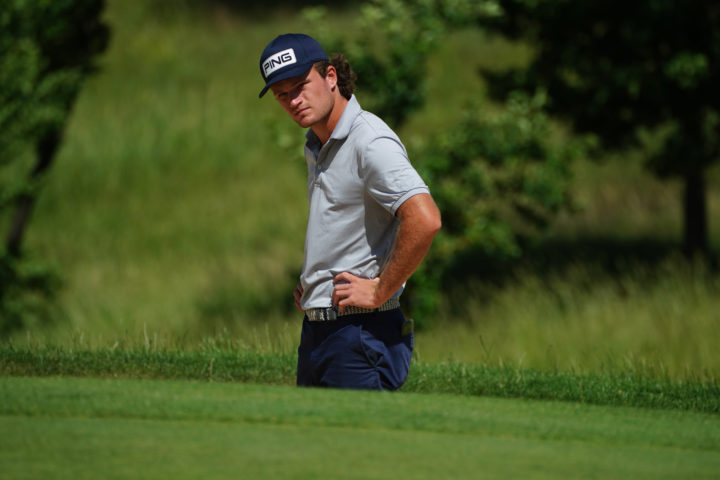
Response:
[8,1,720,382]
[23,2,312,340]
[416,257,720,381]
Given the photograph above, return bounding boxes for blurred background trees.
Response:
[308,0,583,320]
[307,0,719,322]
[481,0,720,257]
[1,0,717,367]
[0,0,109,334]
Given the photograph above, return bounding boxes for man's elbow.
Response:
[417,194,442,238]
[428,210,442,237]
[398,193,442,238]
[423,204,442,239]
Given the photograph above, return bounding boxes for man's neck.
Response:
[312,94,349,145]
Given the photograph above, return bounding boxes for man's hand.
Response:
[331,193,441,313]
[293,282,304,311]
[332,272,381,312]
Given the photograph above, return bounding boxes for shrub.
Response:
[0,0,109,336]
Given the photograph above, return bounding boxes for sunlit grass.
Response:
[3,376,718,479]
[24,2,315,339]
[9,0,720,382]
[416,257,720,381]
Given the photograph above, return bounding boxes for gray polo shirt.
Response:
[300,95,430,309]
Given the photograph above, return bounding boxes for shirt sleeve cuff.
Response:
[391,187,431,214]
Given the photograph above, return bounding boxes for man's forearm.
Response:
[332,193,441,311]
[375,193,441,304]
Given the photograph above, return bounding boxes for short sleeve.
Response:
[362,137,430,214]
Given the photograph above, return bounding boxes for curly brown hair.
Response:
[314,54,357,100]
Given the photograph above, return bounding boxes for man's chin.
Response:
[295,117,314,128]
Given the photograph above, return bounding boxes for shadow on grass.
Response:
[413,235,720,322]
[446,235,718,285]
[192,267,300,336]
[192,235,719,334]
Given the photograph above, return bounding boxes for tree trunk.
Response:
[682,168,708,257]
[5,130,61,257]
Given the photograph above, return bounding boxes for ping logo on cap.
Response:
[263,48,297,78]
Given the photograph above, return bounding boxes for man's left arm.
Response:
[332,193,441,311]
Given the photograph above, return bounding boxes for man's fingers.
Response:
[331,279,354,308]
[333,271,356,284]
[331,273,381,310]
[293,283,304,311]
[333,283,350,293]
[332,284,348,305]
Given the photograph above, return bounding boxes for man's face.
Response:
[270,66,336,128]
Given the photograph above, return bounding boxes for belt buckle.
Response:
[321,306,338,321]
[310,306,338,321]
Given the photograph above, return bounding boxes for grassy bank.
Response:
[6,0,720,383]
[2,346,718,414]
[419,254,720,380]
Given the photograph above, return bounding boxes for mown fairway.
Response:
[1,376,719,479]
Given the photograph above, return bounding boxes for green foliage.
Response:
[0,0,109,159]
[306,1,576,322]
[481,0,720,253]
[482,0,719,150]
[421,92,576,260]
[0,254,61,337]
[10,1,718,384]
[0,0,109,335]
[305,0,501,127]
[0,30,48,163]
[406,92,581,321]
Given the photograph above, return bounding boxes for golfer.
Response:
[259,33,441,390]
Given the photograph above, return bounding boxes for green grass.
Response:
[6,0,720,384]
[24,2,313,335]
[2,347,718,413]
[2,376,719,479]
[418,255,720,380]
[4,4,720,478]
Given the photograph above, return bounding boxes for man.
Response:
[259,33,441,390]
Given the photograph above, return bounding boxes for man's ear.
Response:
[325,65,338,91]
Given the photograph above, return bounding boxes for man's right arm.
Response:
[331,193,441,311]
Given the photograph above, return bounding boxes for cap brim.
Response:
[258,61,320,98]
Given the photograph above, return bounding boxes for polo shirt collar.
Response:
[329,94,361,141]
[305,95,361,147]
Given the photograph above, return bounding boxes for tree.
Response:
[305,0,501,127]
[409,92,579,319]
[305,0,579,322]
[480,0,720,256]
[0,0,109,334]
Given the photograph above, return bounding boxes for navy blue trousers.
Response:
[297,308,413,390]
